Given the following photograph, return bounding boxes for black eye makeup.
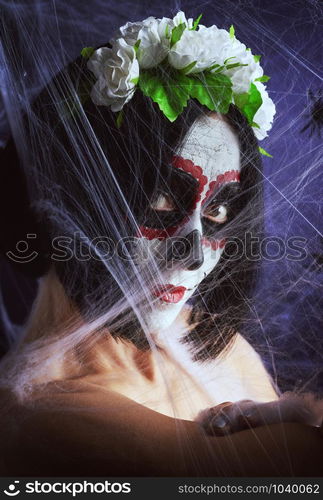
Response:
[137,165,243,234]
[202,183,242,237]
[139,164,199,229]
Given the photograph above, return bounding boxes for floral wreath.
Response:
[81,11,276,157]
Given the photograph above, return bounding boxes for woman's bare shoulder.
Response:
[0,380,190,476]
[0,378,169,441]
[0,380,322,477]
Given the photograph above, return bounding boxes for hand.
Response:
[197,393,323,436]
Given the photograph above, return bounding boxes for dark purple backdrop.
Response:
[1,0,322,394]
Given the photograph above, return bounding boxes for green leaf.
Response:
[233,82,262,126]
[259,147,273,158]
[189,72,232,113]
[81,47,95,59]
[224,56,236,65]
[253,54,261,63]
[134,39,141,55]
[138,71,191,121]
[251,121,260,128]
[207,64,225,73]
[225,62,248,70]
[255,75,271,83]
[170,23,186,48]
[233,92,248,109]
[130,76,139,84]
[116,111,124,128]
[229,25,235,39]
[206,63,221,71]
[191,14,203,31]
[180,60,197,74]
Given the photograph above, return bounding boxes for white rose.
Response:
[136,17,172,68]
[200,25,241,65]
[114,20,144,45]
[87,39,139,112]
[112,17,172,69]
[116,11,192,44]
[168,24,250,74]
[111,12,194,70]
[252,81,276,140]
[172,11,193,29]
[168,28,221,73]
[223,48,263,94]
[136,11,196,68]
[113,17,158,45]
[200,27,263,92]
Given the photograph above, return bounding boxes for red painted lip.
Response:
[153,284,187,303]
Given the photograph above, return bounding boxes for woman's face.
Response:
[136,114,241,334]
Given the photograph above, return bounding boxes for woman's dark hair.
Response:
[0,51,263,361]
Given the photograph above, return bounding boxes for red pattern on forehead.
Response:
[202,170,240,205]
[171,156,207,206]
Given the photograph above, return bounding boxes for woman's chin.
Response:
[143,301,186,337]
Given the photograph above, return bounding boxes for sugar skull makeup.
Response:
[136,114,241,334]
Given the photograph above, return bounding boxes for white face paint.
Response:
[137,114,241,334]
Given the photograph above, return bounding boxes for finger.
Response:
[196,402,234,435]
[214,400,257,434]
[199,400,262,436]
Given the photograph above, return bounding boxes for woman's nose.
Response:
[185,230,204,270]
[167,229,204,270]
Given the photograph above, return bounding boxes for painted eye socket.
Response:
[150,193,176,212]
[203,204,228,224]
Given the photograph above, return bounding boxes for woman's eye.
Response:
[203,204,228,223]
[150,193,176,211]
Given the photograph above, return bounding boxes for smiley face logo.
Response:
[4,481,20,496]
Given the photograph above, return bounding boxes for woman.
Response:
[0,11,322,476]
